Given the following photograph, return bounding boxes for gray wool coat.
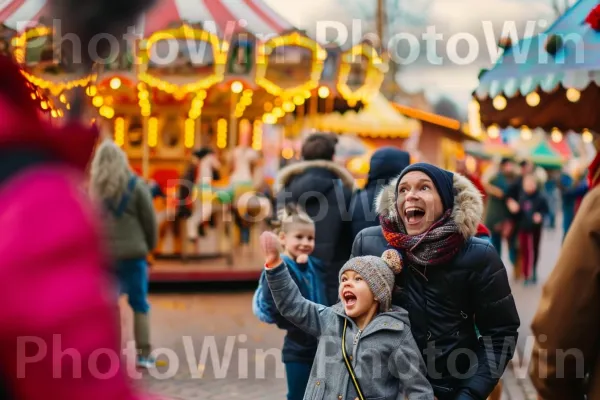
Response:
[266,263,434,400]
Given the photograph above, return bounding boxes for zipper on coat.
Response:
[353,330,362,346]
[351,329,362,365]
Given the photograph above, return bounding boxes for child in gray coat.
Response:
[260,232,433,400]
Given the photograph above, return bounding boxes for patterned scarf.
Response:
[380,210,465,268]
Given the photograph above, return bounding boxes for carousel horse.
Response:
[186,148,221,244]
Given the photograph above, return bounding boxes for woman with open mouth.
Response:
[352,163,520,400]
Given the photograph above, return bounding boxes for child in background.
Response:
[254,204,328,400]
[517,173,549,284]
[261,232,433,400]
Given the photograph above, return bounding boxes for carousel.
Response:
[3,0,388,280]
[471,0,598,171]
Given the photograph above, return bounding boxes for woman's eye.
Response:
[399,188,407,194]
[421,185,430,191]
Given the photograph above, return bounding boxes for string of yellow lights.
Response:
[255,32,327,99]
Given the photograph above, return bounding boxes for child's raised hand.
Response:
[296,254,309,264]
[260,231,282,268]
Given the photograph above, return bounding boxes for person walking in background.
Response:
[482,158,518,265]
[456,158,487,204]
[558,168,588,240]
[275,133,354,305]
[506,159,547,274]
[0,54,158,399]
[515,174,549,284]
[90,139,158,369]
[253,204,328,400]
[544,169,559,229]
[350,147,410,239]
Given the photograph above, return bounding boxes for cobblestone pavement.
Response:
[126,225,564,400]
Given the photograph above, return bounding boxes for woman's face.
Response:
[396,171,444,235]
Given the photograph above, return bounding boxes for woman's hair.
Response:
[274,203,314,234]
[89,139,131,201]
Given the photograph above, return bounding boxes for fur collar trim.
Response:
[274,160,356,192]
[375,173,483,239]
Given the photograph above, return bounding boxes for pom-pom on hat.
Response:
[339,249,403,312]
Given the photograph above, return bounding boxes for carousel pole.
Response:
[377,0,385,45]
[227,86,241,265]
[296,102,305,136]
[142,114,150,179]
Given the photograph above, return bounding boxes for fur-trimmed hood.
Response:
[274,159,356,193]
[375,172,484,239]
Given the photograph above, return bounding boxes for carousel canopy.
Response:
[474,0,600,133]
[0,0,294,37]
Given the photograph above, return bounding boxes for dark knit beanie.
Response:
[396,163,455,212]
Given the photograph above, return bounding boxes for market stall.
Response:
[472,0,600,151]
[394,103,480,170]
[3,0,388,280]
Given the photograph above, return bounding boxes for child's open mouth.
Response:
[404,207,426,225]
[343,290,357,307]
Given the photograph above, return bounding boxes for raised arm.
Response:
[265,262,333,338]
[261,232,334,337]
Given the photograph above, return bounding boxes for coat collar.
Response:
[374,172,484,239]
[274,159,356,193]
[330,302,407,336]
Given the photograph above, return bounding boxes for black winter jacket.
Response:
[350,147,410,239]
[275,160,355,305]
[352,172,520,400]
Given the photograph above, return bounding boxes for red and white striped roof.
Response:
[0,0,294,37]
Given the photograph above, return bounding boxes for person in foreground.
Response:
[261,231,434,399]
[0,55,159,399]
[352,163,520,399]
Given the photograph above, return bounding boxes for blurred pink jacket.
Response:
[0,55,160,399]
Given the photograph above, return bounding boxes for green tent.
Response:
[528,138,564,169]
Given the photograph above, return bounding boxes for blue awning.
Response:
[476,0,600,99]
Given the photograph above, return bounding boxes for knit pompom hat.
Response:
[339,250,403,311]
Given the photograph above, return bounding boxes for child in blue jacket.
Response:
[254,204,328,400]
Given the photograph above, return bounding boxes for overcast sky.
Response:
[264,0,557,111]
